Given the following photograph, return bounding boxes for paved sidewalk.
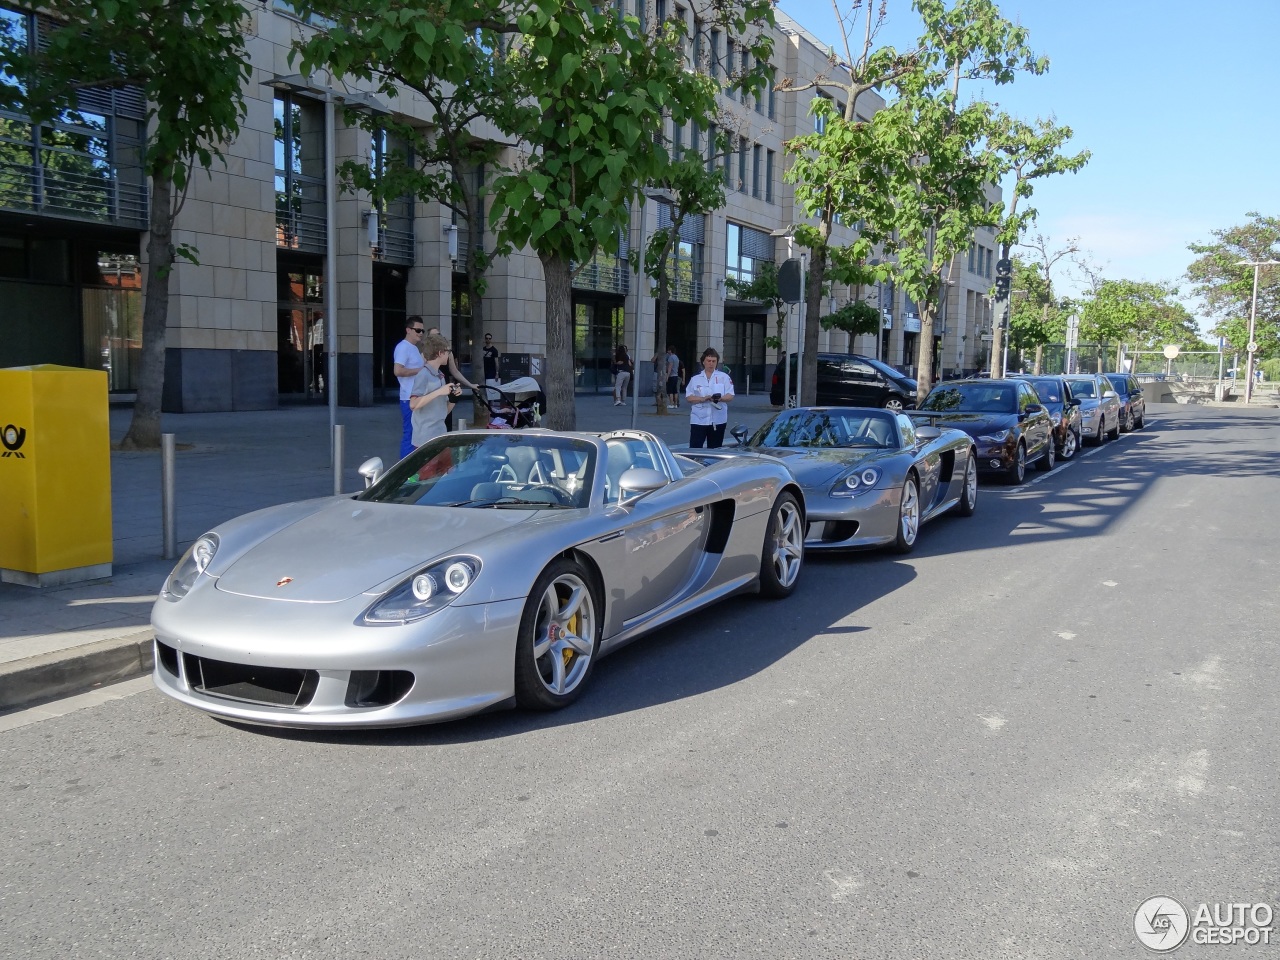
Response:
[0,388,782,713]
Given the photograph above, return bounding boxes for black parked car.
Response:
[913,378,1055,484]
[1104,373,1147,431]
[1016,375,1083,461]
[770,353,918,411]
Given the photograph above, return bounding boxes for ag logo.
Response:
[1135,896,1190,952]
[1,424,26,458]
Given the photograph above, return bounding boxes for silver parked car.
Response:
[1064,375,1122,445]
[698,407,977,554]
[152,429,805,728]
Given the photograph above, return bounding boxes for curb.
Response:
[0,630,154,714]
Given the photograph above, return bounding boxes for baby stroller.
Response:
[477,376,545,429]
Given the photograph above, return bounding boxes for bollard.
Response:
[162,433,176,560]
[333,424,344,495]
[456,418,468,431]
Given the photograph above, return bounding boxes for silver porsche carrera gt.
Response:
[698,407,977,553]
[151,429,805,728]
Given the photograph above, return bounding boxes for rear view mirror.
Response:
[358,457,384,489]
[731,424,749,446]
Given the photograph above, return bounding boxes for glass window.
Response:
[751,145,761,198]
[737,137,747,193]
[765,150,775,203]
[274,93,327,252]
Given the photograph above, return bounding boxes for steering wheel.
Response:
[517,482,573,505]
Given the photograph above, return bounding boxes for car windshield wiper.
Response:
[446,497,574,509]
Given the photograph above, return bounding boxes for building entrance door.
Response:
[277,263,325,400]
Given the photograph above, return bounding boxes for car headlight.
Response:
[362,556,481,624]
[161,534,219,601]
[831,466,882,497]
[976,430,1009,442]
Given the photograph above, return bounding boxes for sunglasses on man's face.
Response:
[411,327,424,333]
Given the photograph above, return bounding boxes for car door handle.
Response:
[597,531,624,543]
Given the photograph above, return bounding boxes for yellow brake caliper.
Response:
[563,607,580,671]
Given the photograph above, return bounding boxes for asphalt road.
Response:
[3,404,1278,959]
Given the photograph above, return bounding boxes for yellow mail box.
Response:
[0,365,112,586]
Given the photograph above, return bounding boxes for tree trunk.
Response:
[654,262,671,416]
[801,247,826,406]
[120,173,175,450]
[541,253,576,430]
[1034,343,1044,375]
[915,296,937,400]
[465,217,489,425]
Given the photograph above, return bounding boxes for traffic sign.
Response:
[1247,341,1258,353]
[1163,345,1181,360]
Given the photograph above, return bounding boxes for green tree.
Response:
[1007,233,1076,372]
[1079,279,1202,369]
[489,0,773,429]
[0,1,255,448]
[726,260,789,363]
[1185,212,1280,360]
[881,0,1047,399]
[289,0,517,390]
[987,115,1089,373]
[781,1,921,404]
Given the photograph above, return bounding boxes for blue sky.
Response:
[777,0,1280,319]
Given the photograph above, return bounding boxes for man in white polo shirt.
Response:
[393,316,426,459]
[685,346,735,448]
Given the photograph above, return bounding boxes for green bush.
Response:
[1261,358,1280,383]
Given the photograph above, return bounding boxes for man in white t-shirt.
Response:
[685,347,735,448]
[393,316,426,459]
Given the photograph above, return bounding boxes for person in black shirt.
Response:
[482,333,500,386]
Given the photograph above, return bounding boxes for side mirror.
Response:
[358,457,384,489]
[1102,390,1119,400]
[731,424,749,446]
[617,467,669,504]
[915,426,942,441]
[1024,403,1045,415]
[1068,397,1082,406]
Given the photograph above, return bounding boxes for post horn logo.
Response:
[1,424,27,458]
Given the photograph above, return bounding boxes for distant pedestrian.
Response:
[665,345,682,408]
[481,333,501,387]
[393,316,426,459]
[686,347,734,448]
[410,333,462,446]
[612,345,633,406]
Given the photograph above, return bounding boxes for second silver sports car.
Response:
[692,407,977,553]
[151,429,804,728]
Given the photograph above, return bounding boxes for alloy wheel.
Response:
[770,498,804,589]
[531,573,597,696]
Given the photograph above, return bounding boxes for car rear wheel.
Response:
[1134,408,1145,429]
[759,492,803,598]
[1005,442,1027,485]
[955,454,977,517]
[1060,427,1079,461]
[890,475,921,553]
[514,558,601,711]
[1037,435,1056,471]
[1091,421,1105,445]
[882,396,905,412]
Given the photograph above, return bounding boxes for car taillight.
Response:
[772,369,779,387]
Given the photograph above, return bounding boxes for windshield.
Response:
[1066,378,1097,398]
[1024,379,1062,402]
[919,383,1016,414]
[750,409,899,448]
[358,434,596,509]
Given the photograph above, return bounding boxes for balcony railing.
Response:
[572,253,630,295]
[275,207,327,254]
[0,161,148,229]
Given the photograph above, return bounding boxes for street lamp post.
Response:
[1236,259,1279,405]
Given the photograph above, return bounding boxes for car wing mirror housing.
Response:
[915,425,942,441]
[617,467,669,504]
[731,424,749,446]
[358,457,384,489]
